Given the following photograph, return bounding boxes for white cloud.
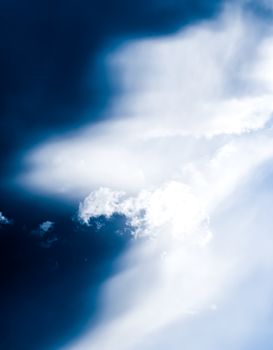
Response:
[17,4,273,350]
[79,181,211,242]
[71,132,273,350]
[0,212,11,225]
[19,6,273,197]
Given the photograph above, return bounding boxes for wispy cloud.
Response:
[0,212,11,226]
[32,221,55,237]
[19,4,273,350]
[21,6,273,196]
[31,221,57,248]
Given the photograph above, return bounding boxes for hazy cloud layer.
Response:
[18,4,273,350]
[21,5,273,195]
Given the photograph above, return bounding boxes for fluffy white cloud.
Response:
[18,4,273,350]
[71,134,273,350]
[79,182,211,243]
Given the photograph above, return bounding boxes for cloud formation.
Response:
[79,182,211,244]
[19,4,273,350]
[31,220,57,248]
[20,5,273,196]
[0,212,11,225]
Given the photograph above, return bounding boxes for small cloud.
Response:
[32,221,57,248]
[0,212,11,226]
[32,220,54,237]
[39,221,54,234]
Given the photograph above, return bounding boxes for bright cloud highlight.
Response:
[20,7,273,196]
[18,4,273,350]
[79,181,211,243]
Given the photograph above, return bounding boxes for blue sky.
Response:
[1,1,273,349]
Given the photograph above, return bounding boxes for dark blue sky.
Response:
[0,1,270,349]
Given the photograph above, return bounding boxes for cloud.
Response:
[39,221,54,233]
[31,221,57,248]
[0,212,11,226]
[18,4,273,350]
[79,182,211,244]
[19,5,273,197]
[32,221,55,237]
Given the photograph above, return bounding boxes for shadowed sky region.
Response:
[0,205,129,350]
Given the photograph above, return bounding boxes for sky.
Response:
[2,0,273,349]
